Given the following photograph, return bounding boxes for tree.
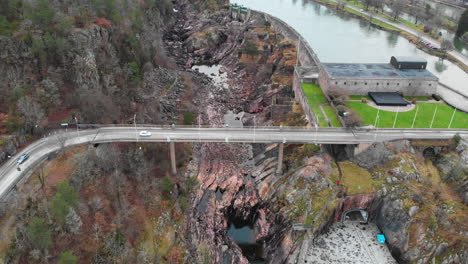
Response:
[241,40,259,57]
[441,38,454,55]
[27,0,55,29]
[344,111,363,128]
[58,251,77,264]
[456,10,468,38]
[390,0,406,20]
[50,181,79,226]
[0,15,12,35]
[17,96,46,134]
[27,217,52,251]
[408,5,425,24]
[360,0,373,10]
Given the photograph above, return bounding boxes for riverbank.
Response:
[311,0,468,73]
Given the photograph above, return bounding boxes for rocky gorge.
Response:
[0,0,467,264]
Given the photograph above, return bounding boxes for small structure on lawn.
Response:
[368,92,408,106]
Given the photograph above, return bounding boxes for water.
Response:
[232,0,468,96]
[227,223,265,263]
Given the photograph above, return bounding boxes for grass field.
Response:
[346,101,468,128]
[323,105,342,127]
[302,83,342,127]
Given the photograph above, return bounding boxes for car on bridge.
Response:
[17,154,29,165]
[139,131,152,137]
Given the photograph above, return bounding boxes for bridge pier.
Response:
[169,142,177,176]
[276,143,284,175]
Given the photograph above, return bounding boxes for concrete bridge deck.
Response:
[1,126,467,200]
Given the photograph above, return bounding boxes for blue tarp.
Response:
[376,234,386,244]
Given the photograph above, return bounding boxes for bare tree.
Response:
[17,96,47,135]
[360,0,373,10]
[441,39,454,56]
[390,0,407,20]
[336,0,346,10]
[408,5,425,24]
[55,132,68,151]
[344,111,363,128]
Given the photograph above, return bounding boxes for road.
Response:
[1,126,467,200]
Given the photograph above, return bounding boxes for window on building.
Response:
[335,81,338,85]
[354,82,357,85]
[429,84,432,86]
[409,83,411,86]
[376,83,379,86]
[365,82,367,85]
[387,83,390,85]
[397,83,399,86]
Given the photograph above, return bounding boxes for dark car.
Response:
[17,154,30,164]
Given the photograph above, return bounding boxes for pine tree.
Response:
[456,10,468,38]
[27,217,52,250]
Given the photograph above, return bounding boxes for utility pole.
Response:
[411,105,419,128]
[296,39,301,67]
[75,117,80,137]
[430,105,438,128]
[448,107,457,128]
[253,115,256,143]
[134,114,138,142]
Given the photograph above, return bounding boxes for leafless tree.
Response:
[408,4,425,24]
[390,0,407,20]
[441,39,454,56]
[17,96,47,135]
[55,132,68,151]
[344,111,363,128]
[336,0,347,10]
[360,0,373,10]
[371,0,384,12]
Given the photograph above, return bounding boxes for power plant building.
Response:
[318,56,438,96]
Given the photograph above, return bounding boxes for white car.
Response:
[139,131,152,137]
[17,154,30,164]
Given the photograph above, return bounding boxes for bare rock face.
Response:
[353,142,392,169]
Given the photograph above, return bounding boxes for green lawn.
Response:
[323,105,342,127]
[302,83,328,127]
[346,101,468,128]
[349,95,371,100]
[302,83,342,127]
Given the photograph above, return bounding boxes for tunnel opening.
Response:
[342,209,368,224]
[226,206,266,263]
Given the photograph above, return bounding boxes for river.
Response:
[231,0,468,100]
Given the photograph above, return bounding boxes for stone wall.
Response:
[323,77,438,96]
[293,70,317,126]
[250,10,321,69]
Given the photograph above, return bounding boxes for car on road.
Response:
[139,131,152,137]
[17,154,29,164]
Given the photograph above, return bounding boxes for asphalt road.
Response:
[1,126,467,200]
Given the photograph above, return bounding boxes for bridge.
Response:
[1,125,467,200]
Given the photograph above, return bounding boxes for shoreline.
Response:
[309,0,468,74]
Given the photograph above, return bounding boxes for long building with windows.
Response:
[318,56,439,96]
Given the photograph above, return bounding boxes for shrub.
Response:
[27,217,52,250]
[410,98,417,104]
[241,40,259,57]
[160,176,174,199]
[94,18,112,28]
[361,97,368,103]
[432,94,441,101]
[58,251,77,264]
[453,133,462,144]
[344,111,363,128]
[183,111,195,125]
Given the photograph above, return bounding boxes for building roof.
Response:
[369,92,409,106]
[391,56,427,64]
[322,63,438,80]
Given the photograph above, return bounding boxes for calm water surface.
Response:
[232,0,468,94]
